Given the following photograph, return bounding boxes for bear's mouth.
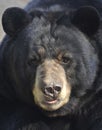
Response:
[44,97,59,105]
[44,94,59,104]
[45,99,58,104]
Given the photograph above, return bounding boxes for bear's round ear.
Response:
[71,6,100,36]
[2,7,32,37]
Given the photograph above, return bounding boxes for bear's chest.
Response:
[45,118,71,130]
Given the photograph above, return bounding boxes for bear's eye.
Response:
[62,55,71,64]
[57,52,72,65]
[28,52,40,66]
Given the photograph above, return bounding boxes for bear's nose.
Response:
[44,84,62,97]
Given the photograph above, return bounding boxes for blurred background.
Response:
[0,0,30,41]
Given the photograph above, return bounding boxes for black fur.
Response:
[0,0,102,130]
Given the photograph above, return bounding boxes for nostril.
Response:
[44,84,62,97]
[45,87,54,95]
[54,86,61,92]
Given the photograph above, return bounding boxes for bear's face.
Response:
[1,6,100,117]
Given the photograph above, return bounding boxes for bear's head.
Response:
[1,6,100,117]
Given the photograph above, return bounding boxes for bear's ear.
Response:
[2,7,32,36]
[71,6,100,36]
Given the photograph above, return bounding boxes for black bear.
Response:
[0,0,102,130]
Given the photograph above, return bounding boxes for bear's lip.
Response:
[45,99,58,104]
[44,95,59,104]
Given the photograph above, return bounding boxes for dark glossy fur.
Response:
[0,0,102,130]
